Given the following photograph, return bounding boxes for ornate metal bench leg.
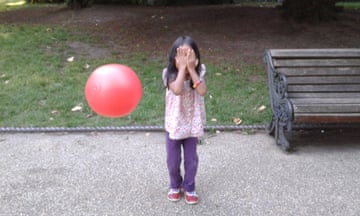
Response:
[267,115,276,136]
[275,120,291,151]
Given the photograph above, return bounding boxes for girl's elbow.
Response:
[198,89,207,96]
[172,88,183,95]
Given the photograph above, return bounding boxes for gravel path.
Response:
[1,130,360,215]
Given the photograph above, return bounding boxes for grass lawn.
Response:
[0,0,26,11]
[2,1,358,128]
[0,23,271,127]
[336,1,360,9]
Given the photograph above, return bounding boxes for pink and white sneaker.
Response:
[185,191,199,205]
[167,188,181,202]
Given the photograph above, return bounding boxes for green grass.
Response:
[0,24,271,128]
[205,64,271,126]
[336,2,360,10]
[0,0,61,12]
[0,0,28,12]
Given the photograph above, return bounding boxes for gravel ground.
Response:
[0,130,360,215]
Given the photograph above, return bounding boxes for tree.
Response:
[282,0,338,22]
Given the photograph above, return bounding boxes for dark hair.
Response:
[165,36,201,89]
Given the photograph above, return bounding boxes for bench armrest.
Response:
[264,50,293,129]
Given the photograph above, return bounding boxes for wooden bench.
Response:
[264,49,360,151]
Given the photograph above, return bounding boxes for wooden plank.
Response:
[273,59,360,67]
[292,104,360,113]
[286,76,360,85]
[294,115,360,123]
[288,92,360,98]
[277,67,360,76]
[269,49,360,58]
[291,98,360,104]
[288,84,360,92]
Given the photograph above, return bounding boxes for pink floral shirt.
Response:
[163,64,206,140]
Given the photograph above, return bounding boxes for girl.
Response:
[162,36,207,205]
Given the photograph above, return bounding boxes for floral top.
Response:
[162,64,206,140]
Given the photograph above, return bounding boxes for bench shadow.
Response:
[287,128,360,153]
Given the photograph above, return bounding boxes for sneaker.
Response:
[185,191,199,205]
[167,188,181,202]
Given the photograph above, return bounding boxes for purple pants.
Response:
[166,132,199,192]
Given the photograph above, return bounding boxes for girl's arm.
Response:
[188,68,207,96]
[169,47,187,95]
[187,49,207,96]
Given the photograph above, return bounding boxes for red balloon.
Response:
[84,64,142,118]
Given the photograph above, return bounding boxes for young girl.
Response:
[162,36,207,205]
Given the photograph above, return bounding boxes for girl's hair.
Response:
[165,36,201,89]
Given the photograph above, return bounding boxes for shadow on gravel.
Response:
[288,128,360,153]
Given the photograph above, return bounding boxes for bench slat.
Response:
[287,76,360,84]
[288,84,360,92]
[288,92,360,98]
[270,49,360,58]
[291,98,360,104]
[277,67,360,76]
[273,59,360,67]
[293,104,360,113]
[294,115,360,123]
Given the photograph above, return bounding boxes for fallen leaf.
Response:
[233,117,242,125]
[257,105,266,112]
[71,104,83,112]
[51,110,59,115]
[211,118,217,122]
[215,73,222,76]
[145,132,151,136]
[84,63,90,69]
[67,56,74,62]
[4,80,9,84]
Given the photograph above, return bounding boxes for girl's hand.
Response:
[169,46,188,95]
[175,46,187,72]
[186,48,198,71]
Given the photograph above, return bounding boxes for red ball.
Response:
[85,64,142,118]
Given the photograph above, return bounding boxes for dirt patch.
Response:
[1,5,360,67]
[65,41,114,59]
